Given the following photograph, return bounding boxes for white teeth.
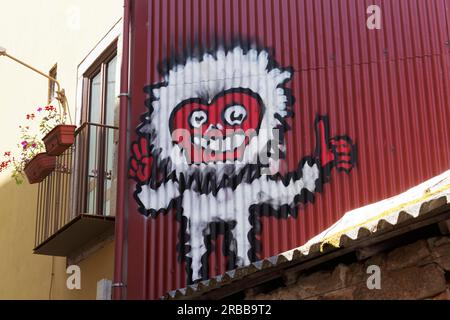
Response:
[192,134,246,152]
[209,139,220,151]
[233,134,245,148]
[224,137,233,151]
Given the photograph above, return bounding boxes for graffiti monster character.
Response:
[129,46,356,282]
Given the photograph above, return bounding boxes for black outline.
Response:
[129,44,357,284]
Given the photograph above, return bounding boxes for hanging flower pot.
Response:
[23,153,56,184]
[42,124,76,156]
[0,105,74,185]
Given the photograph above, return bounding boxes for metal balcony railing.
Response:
[35,123,118,255]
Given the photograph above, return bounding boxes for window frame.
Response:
[81,41,117,125]
[48,64,57,104]
[78,41,118,216]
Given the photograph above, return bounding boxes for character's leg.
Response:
[187,220,208,282]
[231,215,253,267]
[198,221,238,279]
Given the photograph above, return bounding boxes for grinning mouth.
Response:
[192,133,246,153]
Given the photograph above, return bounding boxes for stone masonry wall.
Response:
[247,235,450,300]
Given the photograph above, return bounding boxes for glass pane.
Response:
[103,126,115,216]
[87,72,101,214]
[89,72,102,123]
[103,56,117,215]
[105,55,117,126]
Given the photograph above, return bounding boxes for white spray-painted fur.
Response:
[136,46,322,281]
[139,46,292,178]
[138,163,320,280]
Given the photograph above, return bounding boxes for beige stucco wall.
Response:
[0,0,122,299]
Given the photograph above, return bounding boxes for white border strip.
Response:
[75,19,123,126]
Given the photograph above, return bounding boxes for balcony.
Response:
[34,122,118,257]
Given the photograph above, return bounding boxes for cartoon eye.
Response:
[223,104,247,126]
[189,110,208,128]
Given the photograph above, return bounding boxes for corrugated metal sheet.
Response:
[164,170,450,299]
[122,0,450,299]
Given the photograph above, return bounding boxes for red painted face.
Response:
[170,89,263,163]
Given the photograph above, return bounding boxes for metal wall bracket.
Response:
[112,282,126,288]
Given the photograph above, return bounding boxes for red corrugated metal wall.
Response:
[123,0,450,299]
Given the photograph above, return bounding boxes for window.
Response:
[48,64,57,104]
[80,42,119,216]
[34,23,121,258]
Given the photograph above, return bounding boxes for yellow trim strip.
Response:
[318,183,450,251]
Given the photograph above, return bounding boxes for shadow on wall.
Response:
[0,177,115,299]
